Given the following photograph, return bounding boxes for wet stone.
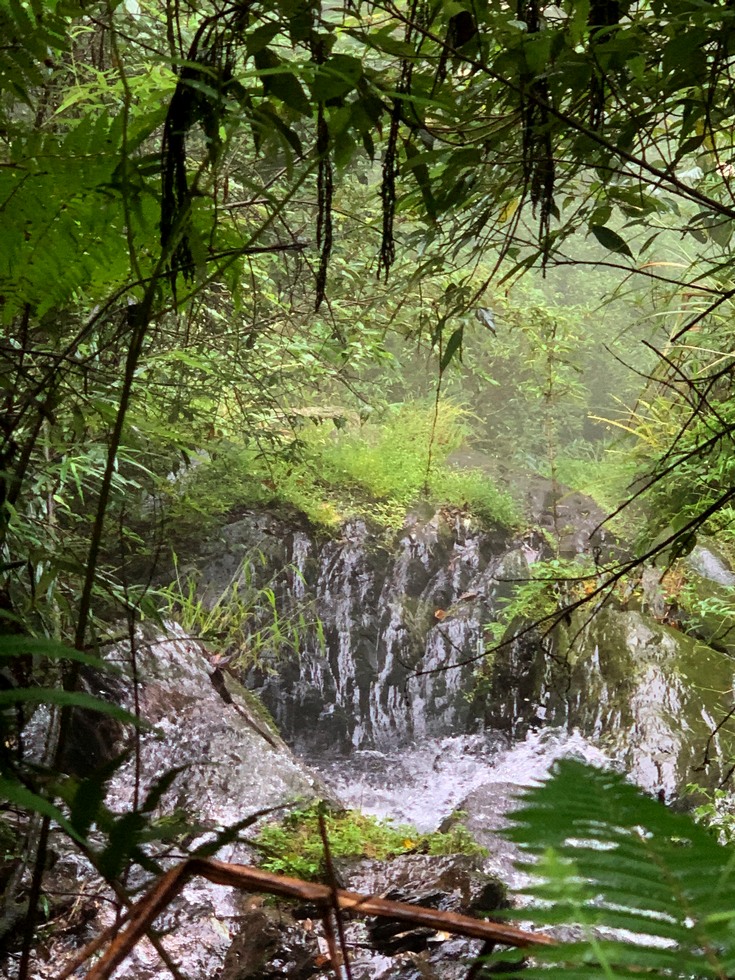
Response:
[220,907,318,980]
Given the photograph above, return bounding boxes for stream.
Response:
[306,726,612,892]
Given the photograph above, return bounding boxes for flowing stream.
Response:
[306,727,613,892]
[309,728,611,833]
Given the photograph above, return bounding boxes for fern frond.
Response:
[0,0,71,110]
[0,112,161,321]
[497,761,735,978]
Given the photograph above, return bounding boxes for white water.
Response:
[310,726,612,832]
[308,726,613,893]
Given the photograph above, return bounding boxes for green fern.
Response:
[494,761,735,978]
[0,0,73,114]
[1,102,166,323]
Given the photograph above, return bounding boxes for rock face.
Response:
[189,507,735,798]
[105,622,325,824]
[486,606,735,794]
[193,509,519,753]
[14,626,326,980]
[682,537,735,653]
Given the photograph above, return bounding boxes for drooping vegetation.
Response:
[492,760,735,979]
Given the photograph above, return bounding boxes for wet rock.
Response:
[194,853,504,980]
[345,853,506,914]
[478,600,735,797]
[358,936,487,980]
[104,622,325,825]
[220,906,318,979]
[189,511,521,752]
[686,538,735,587]
[11,626,326,980]
[548,607,735,793]
[523,476,612,559]
[682,538,735,652]
[342,854,506,957]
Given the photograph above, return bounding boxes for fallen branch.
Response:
[79,857,554,979]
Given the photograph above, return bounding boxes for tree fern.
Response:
[495,761,735,979]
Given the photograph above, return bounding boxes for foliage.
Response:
[3,0,735,967]
[487,557,595,645]
[158,552,322,670]
[165,402,520,531]
[253,802,486,881]
[686,783,735,847]
[492,760,735,979]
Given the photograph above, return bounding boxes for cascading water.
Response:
[250,511,522,753]
[208,508,622,892]
[216,506,735,821]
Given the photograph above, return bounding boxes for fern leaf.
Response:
[498,761,735,978]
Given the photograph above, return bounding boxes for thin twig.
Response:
[319,811,354,980]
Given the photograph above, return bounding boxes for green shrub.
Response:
[164,401,520,533]
[253,802,486,881]
[486,556,595,644]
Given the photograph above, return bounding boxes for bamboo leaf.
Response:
[589,224,634,258]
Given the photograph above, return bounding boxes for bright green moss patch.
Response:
[252,803,486,881]
[165,401,520,536]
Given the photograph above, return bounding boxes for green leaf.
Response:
[440,326,464,372]
[246,23,281,55]
[0,776,86,845]
[63,751,131,837]
[311,54,363,103]
[0,688,144,726]
[589,224,633,258]
[254,49,311,116]
[404,139,437,220]
[501,761,735,979]
[0,634,106,670]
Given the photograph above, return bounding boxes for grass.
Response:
[157,552,323,671]
[164,400,521,535]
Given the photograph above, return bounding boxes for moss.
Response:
[252,802,487,881]
[224,673,281,738]
[164,402,521,539]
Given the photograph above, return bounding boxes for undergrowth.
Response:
[550,439,641,531]
[253,803,486,881]
[164,401,520,534]
[158,552,322,671]
[486,556,596,644]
